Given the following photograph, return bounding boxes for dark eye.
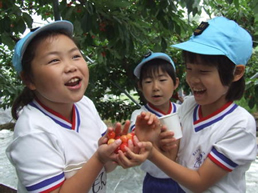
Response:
[200,70,210,73]
[73,54,81,59]
[143,78,152,84]
[48,59,59,64]
[144,80,151,84]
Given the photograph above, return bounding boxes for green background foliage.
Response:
[0,0,258,122]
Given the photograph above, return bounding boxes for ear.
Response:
[233,65,245,82]
[20,72,36,91]
[174,77,179,90]
[137,81,142,92]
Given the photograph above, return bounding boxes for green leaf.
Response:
[22,12,33,28]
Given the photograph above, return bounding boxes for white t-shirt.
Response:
[130,102,180,179]
[177,96,257,193]
[6,96,107,193]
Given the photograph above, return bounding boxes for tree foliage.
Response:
[0,0,257,122]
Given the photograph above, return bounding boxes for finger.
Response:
[107,139,122,153]
[123,148,143,166]
[132,136,140,153]
[116,150,135,168]
[100,136,108,145]
[161,124,168,130]
[137,141,153,152]
[162,143,178,151]
[160,138,176,146]
[127,139,134,150]
[122,120,130,135]
[159,130,174,139]
[114,122,122,136]
[103,127,113,137]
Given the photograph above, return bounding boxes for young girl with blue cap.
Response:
[129,52,183,193]
[134,16,257,193]
[6,20,158,193]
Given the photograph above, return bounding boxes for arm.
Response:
[134,114,228,192]
[149,148,228,192]
[52,138,121,193]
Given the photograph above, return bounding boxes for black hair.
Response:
[182,51,245,101]
[138,59,177,87]
[11,30,76,120]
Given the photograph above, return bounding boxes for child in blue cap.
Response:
[5,20,159,193]
[129,52,183,193]
[134,16,257,192]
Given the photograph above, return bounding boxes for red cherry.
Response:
[120,135,128,143]
[126,133,135,140]
[115,145,121,153]
[120,142,128,152]
[107,131,116,139]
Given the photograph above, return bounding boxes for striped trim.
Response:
[208,147,238,171]
[29,99,81,132]
[145,102,176,117]
[26,173,65,193]
[193,102,238,132]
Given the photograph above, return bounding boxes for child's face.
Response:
[140,68,178,112]
[186,62,229,109]
[27,34,89,108]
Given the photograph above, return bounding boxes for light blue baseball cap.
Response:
[12,20,74,74]
[134,52,176,79]
[171,16,253,65]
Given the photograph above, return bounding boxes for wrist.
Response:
[148,146,159,162]
[95,151,106,165]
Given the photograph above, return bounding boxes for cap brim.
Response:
[21,20,74,57]
[134,54,174,78]
[171,41,225,56]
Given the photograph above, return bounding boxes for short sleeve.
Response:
[209,115,257,171]
[6,132,65,192]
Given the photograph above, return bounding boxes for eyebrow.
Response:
[45,47,80,56]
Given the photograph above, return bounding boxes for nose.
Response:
[186,72,200,85]
[152,80,159,91]
[64,60,77,73]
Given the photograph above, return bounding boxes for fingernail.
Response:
[115,139,122,144]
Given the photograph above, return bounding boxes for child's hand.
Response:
[116,135,153,168]
[159,125,179,152]
[134,111,161,143]
[114,120,130,137]
[157,125,180,161]
[97,138,122,164]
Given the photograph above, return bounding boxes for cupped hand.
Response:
[97,138,122,164]
[134,111,161,143]
[116,136,153,168]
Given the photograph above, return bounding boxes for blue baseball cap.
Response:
[134,52,176,79]
[171,16,253,65]
[12,20,74,74]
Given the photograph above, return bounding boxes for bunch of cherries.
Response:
[106,130,135,153]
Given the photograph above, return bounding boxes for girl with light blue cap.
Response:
[134,16,257,193]
[129,51,183,193]
[6,20,157,193]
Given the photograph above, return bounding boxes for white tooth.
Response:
[68,78,79,83]
[193,88,204,92]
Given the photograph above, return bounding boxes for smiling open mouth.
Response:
[65,78,81,86]
[193,88,206,94]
